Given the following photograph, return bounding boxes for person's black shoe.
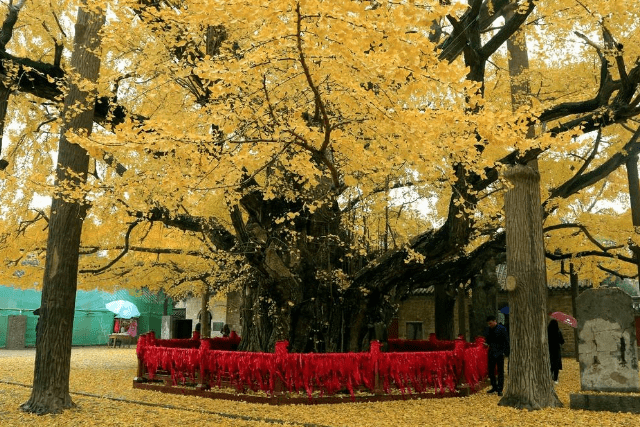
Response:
[487,388,497,394]
[497,392,503,396]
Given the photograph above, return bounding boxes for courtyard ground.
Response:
[1,347,639,426]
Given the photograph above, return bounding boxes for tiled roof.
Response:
[412,286,434,295]
[412,264,594,295]
[497,264,594,290]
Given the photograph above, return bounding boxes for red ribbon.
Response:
[137,333,488,399]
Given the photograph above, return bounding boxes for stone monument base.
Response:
[570,393,640,414]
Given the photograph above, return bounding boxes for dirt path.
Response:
[0,348,35,358]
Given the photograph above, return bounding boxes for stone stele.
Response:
[161,315,173,339]
[6,315,27,349]
[576,287,639,392]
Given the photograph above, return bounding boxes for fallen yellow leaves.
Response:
[1,348,640,426]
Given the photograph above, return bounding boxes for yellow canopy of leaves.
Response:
[1,0,639,294]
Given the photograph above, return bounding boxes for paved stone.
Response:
[570,392,640,414]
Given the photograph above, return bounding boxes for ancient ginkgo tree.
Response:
[0,0,639,413]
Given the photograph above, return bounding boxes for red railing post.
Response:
[274,341,289,395]
[134,333,147,382]
[453,338,466,389]
[135,358,145,382]
[369,340,382,394]
[196,339,210,390]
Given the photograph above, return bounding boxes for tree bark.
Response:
[0,85,9,153]
[435,284,456,340]
[457,285,467,340]
[0,0,24,167]
[625,154,640,278]
[200,284,211,338]
[224,172,352,353]
[21,3,105,415]
[497,8,560,409]
[470,258,498,339]
[570,262,579,362]
[238,276,275,352]
[499,164,562,409]
[506,15,531,111]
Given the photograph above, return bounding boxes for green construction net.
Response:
[0,285,172,347]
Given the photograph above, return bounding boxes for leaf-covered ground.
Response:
[1,347,639,426]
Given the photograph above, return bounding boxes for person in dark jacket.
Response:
[484,315,509,396]
[547,319,565,383]
[33,307,41,345]
[193,323,201,340]
[221,324,230,337]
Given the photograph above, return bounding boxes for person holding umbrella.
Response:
[547,318,565,383]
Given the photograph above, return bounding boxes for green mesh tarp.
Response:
[0,285,172,348]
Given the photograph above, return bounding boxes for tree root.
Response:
[498,394,563,410]
[20,395,76,415]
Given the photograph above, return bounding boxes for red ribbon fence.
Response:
[135,332,487,400]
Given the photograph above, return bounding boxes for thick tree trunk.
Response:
[200,284,211,337]
[499,164,562,409]
[498,9,560,409]
[237,272,345,353]
[457,286,467,340]
[470,258,498,339]
[570,262,579,362]
[0,0,25,165]
[506,19,531,110]
[0,85,9,156]
[230,179,351,353]
[435,285,456,340]
[21,4,104,415]
[238,277,278,352]
[625,154,640,279]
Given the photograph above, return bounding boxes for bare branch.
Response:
[0,0,26,50]
[50,3,67,38]
[545,249,634,264]
[543,222,624,253]
[262,74,279,126]
[341,179,418,213]
[295,5,331,154]
[546,126,640,204]
[79,220,141,274]
[170,271,212,288]
[583,180,608,213]
[573,129,602,180]
[602,24,628,85]
[480,0,535,60]
[597,264,636,280]
[17,210,49,236]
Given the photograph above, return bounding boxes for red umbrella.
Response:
[550,311,577,328]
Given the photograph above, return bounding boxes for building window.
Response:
[406,322,423,340]
[172,308,186,319]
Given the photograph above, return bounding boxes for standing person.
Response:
[33,307,41,345]
[547,319,564,384]
[221,324,230,337]
[193,323,201,340]
[484,315,509,396]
